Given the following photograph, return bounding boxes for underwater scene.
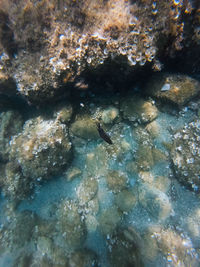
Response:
[0,0,200,266]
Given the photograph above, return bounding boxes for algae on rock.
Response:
[9,116,72,180]
[171,120,200,193]
[145,74,200,107]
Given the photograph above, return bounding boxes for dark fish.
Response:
[97,122,113,144]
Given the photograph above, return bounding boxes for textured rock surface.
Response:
[145,73,200,106]
[106,170,128,193]
[120,94,158,123]
[0,110,23,162]
[171,120,200,192]
[9,116,72,180]
[57,199,87,248]
[139,184,172,221]
[1,115,72,200]
[70,115,99,140]
[77,176,98,206]
[147,226,199,267]
[107,227,144,267]
[0,0,199,104]
[69,249,99,267]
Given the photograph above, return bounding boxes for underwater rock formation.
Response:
[0,210,37,251]
[77,176,98,206]
[171,119,200,193]
[68,249,99,267]
[0,110,23,162]
[145,226,199,267]
[107,227,144,267]
[138,184,172,221]
[120,94,158,124]
[2,115,72,200]
[57,199,87,249]
[106,170,129,193]
[145,73,200,107]
[0,0,199,104]
[9,115,72,180]
[70,115,99,140]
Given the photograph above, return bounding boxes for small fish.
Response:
[97,122,113,144]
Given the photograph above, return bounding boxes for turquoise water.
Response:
[0,92,200,267]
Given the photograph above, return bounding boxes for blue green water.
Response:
[0,93,200,267]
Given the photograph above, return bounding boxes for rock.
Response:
[120,94,158,124]
[3,161,30,201]
[85,214,99,233]
[139,171,171,193]
[136,145,154,171]
[9,116,72,180]
[187,208,200,242]
[145,73,200,107]
[76,177,98,206]
[107,227,144,267]
[85,145,109,176]
[37,236,53,258]
[138,184,172,221]
[106,170,128,193]
[0,210,38,250]
[13,253,33,267]
[153,176,171,193]
[171,120,200,192]
[57,199,87,249]
[149,227,199,267]
[64,166,82,181]
[0,110,23,162]
[53,104,73,124]
[101,106,119,124]
[145,120,160,139]
[99,206,121,236]
[69,249,99,267]
[0,1,198,104]
[70,115,99,140]
[115,189,137,213]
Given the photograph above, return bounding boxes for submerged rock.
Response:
[70,115,99,140]
[3,161,30,201]
[77,176,98,206]
[69,249,99,267]
[0,1,198,104]
[139,184,172,221]
[64,166,82,181]
[57,199,87,249]
[187,208,200,242]
[0,110,23,162]
[106,170,128,193]
[99,206,121,236]
[148,226,199,267]
[120,94,158,124]
[53,103,73,124]
[145,74,200,107]
[0,210,37,251]
[10,116,72,180]
[3,115,72,200]
[107,227,144,267]
[115,189,137,213]
[101,106,119,124]
[139,171,170,194]
[171,120,200,193]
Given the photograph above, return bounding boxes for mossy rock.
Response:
[145,73,200,107]
[120,94,158,123]
[70,115,99,140]
[106,170,128,193]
